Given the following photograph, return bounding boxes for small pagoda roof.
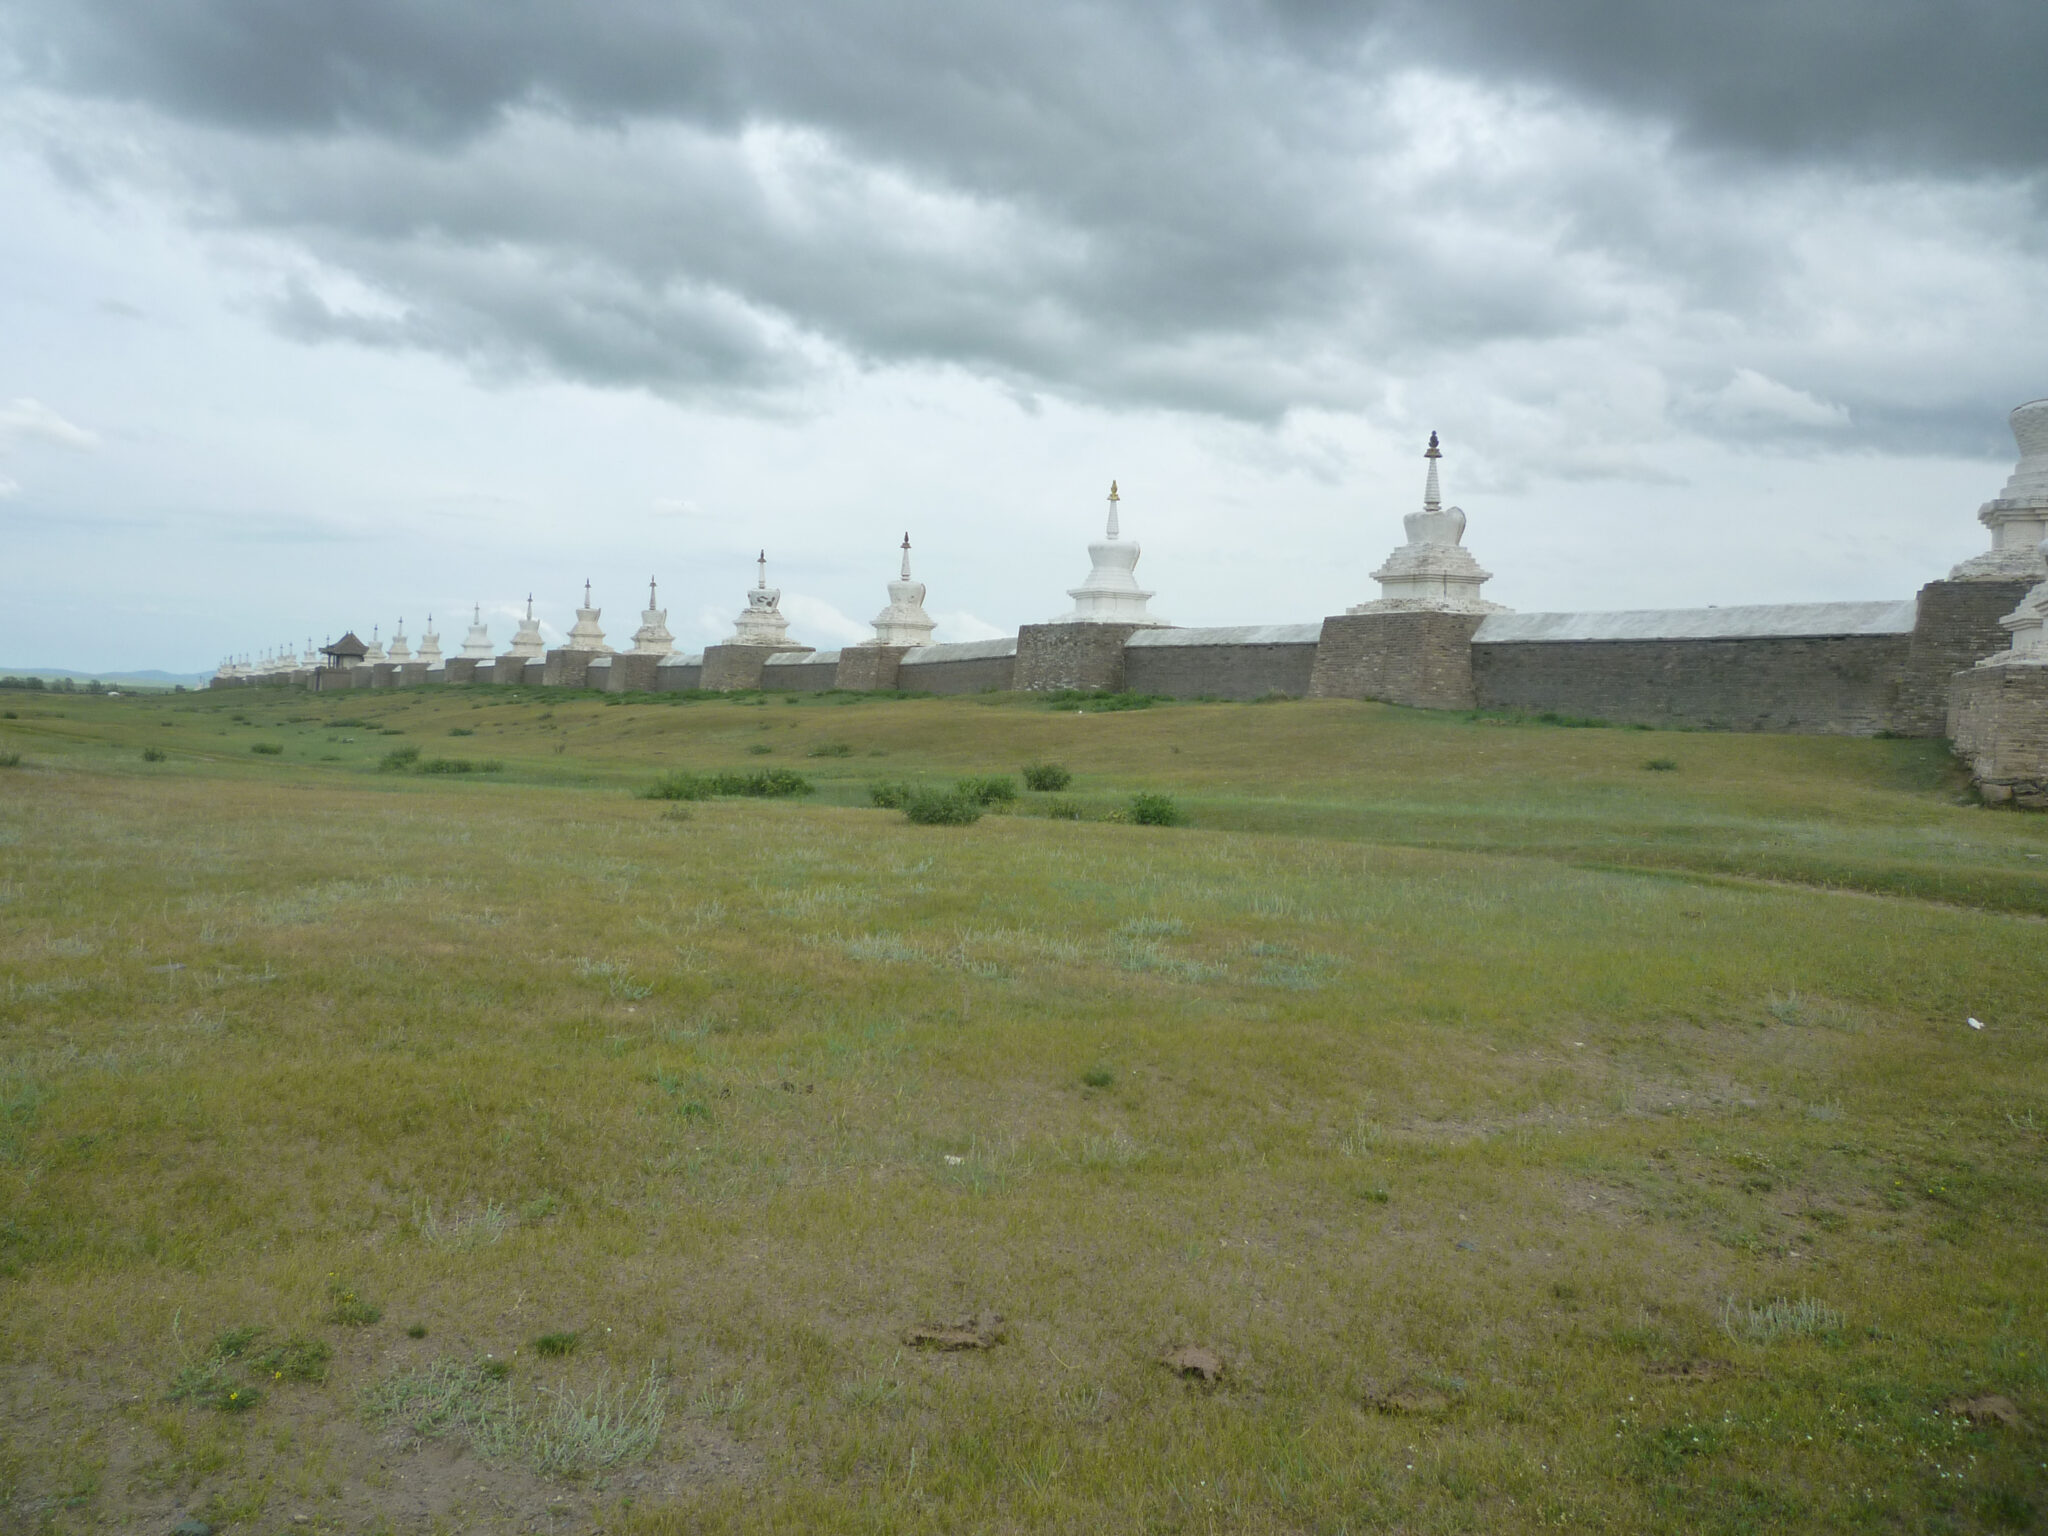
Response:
[322,632,369,658]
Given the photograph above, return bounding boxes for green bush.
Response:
[141,747,167,762]
[0,753,19,769]
[904,789,983,825]
[1644,758,1679,772]
[1128,793,1182,826]
[642,768,814,802]
[1041,798,1084,821]
[956,774,1018,806]
[1044,689,1166,712]
[807,742,854,757]
[417,757,503,774]
[379,746,421,771]
[1021,762,1073,791]
[868,780,915,809]
[250,742,284,755]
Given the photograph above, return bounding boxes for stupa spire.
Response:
[1106,480,1120,539]
[1423,431,1442,511]
[900,532,913,581]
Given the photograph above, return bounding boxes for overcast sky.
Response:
[2,0,2044,672]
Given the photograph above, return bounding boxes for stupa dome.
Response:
[727,552,796,646]
[1351,432,1506,615]
[629,578,676,656]
[1053,482,1166,625]
[865,534,937,647]
[507,594,546,658]
[1951,398,2048,580]
[416,617,443,667]
[459,605,494,659]
[564,581,611,653]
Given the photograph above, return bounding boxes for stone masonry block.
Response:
[1308,611,1482,708]
[835,645,909,691]
[702,644,797,692]
[1948,664,2048,805]
[1890,578,2036,737]
[1013,623,1143,692]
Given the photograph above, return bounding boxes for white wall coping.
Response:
[764,649,838,666]
[901,637,1020,664]
[657,653,704,669]
[1126,623,1323,648]
[1473,600,1917,644]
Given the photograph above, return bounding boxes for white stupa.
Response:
[564,580,611,653]
[459,604,494,659]
[416,616,443,667]
[1053,482,1166,625]
[727,551,796,646]
[508,594,546,659]
[1952,399,2048,581]
[387,619,412,663]
[864,533,937,647]
[1989,557,2048,664]
[363,625,386,664]
[300,638,319,668]
[629,577,676,656]
[1351,432,1506,614]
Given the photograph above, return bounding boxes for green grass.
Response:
[0,686,2044,1532]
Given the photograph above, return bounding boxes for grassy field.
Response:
[1,684,2044,1533]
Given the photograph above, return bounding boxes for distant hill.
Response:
[0,666,213,691]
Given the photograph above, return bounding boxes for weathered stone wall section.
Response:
[835,646,909,691]
[654,660,703,692]
[760,654,840,692]
[1124,642,1318,700]
[1014,623,1143,692]
[604,654,662,693]
[702,644,797,691]
[896,655,1016,693]
[1309,612,1483,708]
[1472,634,1910,733]
[540,650,604,688]
[441,658,481,684]
[1890,579,2036,736]
[1949,665,2048,805]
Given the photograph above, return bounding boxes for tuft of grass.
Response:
[414,1199,510,1251]
[1044,689,1166,712]
[1644,758,1679,772]
[361,1357,664,1475]
[326,1276,382,1328]
[746,743,775,755]
[532,1331,579,1357]
[140,746,167,762]
[253,1336,332,1384]
[806,742,854,757]
[406,1324,428,1339]
[417,757,503,774]
[1022,762,1073,791]
[904,789,982,826]
[379,746,421,771]
[1081,1067,1114,1089]
[1720,1295,1845,1345]
[447,726,474,736]
[1041,797,1084,820]
[868,779,915,809]
[249,742,284,755]
[1128,792,1182,826]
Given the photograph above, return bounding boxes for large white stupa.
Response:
[363,626,386,663]
[629,578,676,656]
[727,552,796,646]
[416,616,443,667]
[1352,433,1505,614]
[507,595,546,659]
[564,581,611,653]
[387,619,412,663]
[1053,482,1166,625]
[459,605,493,659]
[1952,399,2048,581]
[864,534,937,647]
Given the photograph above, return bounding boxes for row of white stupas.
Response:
[216,404,2048,678]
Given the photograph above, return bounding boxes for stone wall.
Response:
[1013,623,1142,692]
[603,653,663,693]
[1949,664,2048,805]
[1308,612,1483,707]
[1890,578,2035,736]
[441,658,482,684]
[835,645,909,691]
[702,644,798,691]
[655,659,703,692]
[898,638,1017,694]
[1472,633,1911,733]
[1123,624,1320,700]
[540,650,604,688]
[761,651,842,691]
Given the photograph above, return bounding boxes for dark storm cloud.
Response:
[2,0,2042,450]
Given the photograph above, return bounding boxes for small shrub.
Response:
[904,789,982,826]
[1021,762,1073,791]
[642,768,813,801]
[380,746,421,771]
[868,780,915,809]
[448,726,474,736]
[1044,689,1165,712]
[1644,758,1679,772]
[807,742,854,757]
[141,746,167,762]
[0,752,19,768]
[644,771,715,801]
[253,1336,333,1383]
[327,1276,382,1327]
[534,1331,580,1357]
[250,742,284,755]
[956,774,1017,806]
[1535,710,1610,729]
[1720,1295,1844,1345]
[407,1324,429,1339]
[1041,798,1084,821]
[1128,793,1182,826]
[1082,1067,1114,1089]
[418,757,476,773]
[746,743,774,755]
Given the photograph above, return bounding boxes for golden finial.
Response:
[1108,479,1120,501]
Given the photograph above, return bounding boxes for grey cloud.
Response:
[3,0,2042,461]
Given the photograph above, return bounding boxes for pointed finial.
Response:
[900,532,913,580]
[1105,479,1121,540]
[1422,432,1442,512]
[583,579,592,609]
[473,602,480,624]
[648,575,658,608]
[1426,430,1440,458]
[757,550,768,587]
[526,593,534,619]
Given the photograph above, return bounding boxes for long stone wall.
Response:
[1123,624,1320,700]
[898,638,1017,694]
[1891,579,2035,737]
[761,651,842,691]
